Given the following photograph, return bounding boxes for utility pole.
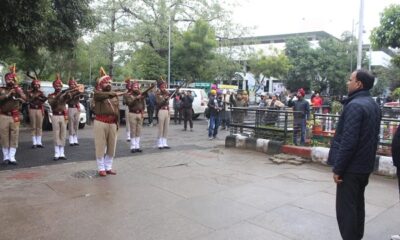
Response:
[168,19,171,88]
[356,0,364,69]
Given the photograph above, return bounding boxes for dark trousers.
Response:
[293,118,306,145]
[183,108,193,130]
[147,107,154,124]
[336,172,370,240]
[397,168,400,198]
[174,107,182,124]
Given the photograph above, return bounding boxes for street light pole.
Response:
[168,19,171,88]
[356,0,364,70]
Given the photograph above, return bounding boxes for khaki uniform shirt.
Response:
[94,91,120,127]
[0,87,25,113]
[156,90,170,109]
[124,91,145,112]
[27,90,47,108]
[48,91,69,114]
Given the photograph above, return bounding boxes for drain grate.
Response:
[72,170,100,179]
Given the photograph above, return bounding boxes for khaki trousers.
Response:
[68,108,80,135]
[0,115,19,148]
[94,120,118,159]
[29,109,43,136]
[157,109,170,138]
[52,115,66,146]
[128,112,143,138]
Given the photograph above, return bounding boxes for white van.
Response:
[21,81,87,130]
[167,88,208,119]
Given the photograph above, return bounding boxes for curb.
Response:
[225,135,397,177]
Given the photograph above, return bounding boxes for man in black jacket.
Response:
[292,88,310,146]
[181,90,194,131]
[328,69,381,240]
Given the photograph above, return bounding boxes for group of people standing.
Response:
[171,90,195,131]
[207,88,249,139]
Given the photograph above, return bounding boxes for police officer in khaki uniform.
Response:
[123,80,146,153]
[66,78,82,146]
[93,67,124,177]
[0,65,26,165]
[48,74,79,161]
[155,80,171,149]
[27,78,47,148]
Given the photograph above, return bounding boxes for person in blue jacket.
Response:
[327,69,381,240]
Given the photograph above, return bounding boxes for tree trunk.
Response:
[108,0,116,78]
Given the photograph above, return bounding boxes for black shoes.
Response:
[53,157,59,161]
[2,160,17,165]
[37,144,44,148]
[32,145,37,149]
[131,149,143,153]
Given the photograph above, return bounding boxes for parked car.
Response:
[21,81,87,130]
[167,88,208,119]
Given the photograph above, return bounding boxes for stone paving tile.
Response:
[0,182,62,208]
[151,176,229,199]
[193,222,291,240]
[213,184,294,212]
[364,202,400,240]
[248,205,342,240]
[254,173,333,198]
[168,194,264,230]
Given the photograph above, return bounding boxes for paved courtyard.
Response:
[0,120,398,239]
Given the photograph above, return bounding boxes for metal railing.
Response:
[230,107,400,153]
[230,107,297,144]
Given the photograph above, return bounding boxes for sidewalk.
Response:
[0,128,399,239]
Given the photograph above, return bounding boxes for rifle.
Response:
[141,83,155,96]
[169,79,192,99]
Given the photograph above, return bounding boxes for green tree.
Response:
[285,37,315,92]
[0,0,95,63]
[173,20,217,81]
[247,49,291,87]
[125,45,167,80]
[313,38,351,96]
[370,4,400,67]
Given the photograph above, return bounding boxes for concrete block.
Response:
[311,147,330,165]
[281,145,311,159]
[236,135,248,149]
[256,139,269,153]
[225,135,236,148]
[245,138,257,151]
[376,156,397,177]
[267,140,283,155]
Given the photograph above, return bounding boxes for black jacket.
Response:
[208,95,223,116]
[327,89,381,175]
[181,95,194,109]
[392,125,400,168]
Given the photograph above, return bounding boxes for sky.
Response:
[231,0,398,42]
